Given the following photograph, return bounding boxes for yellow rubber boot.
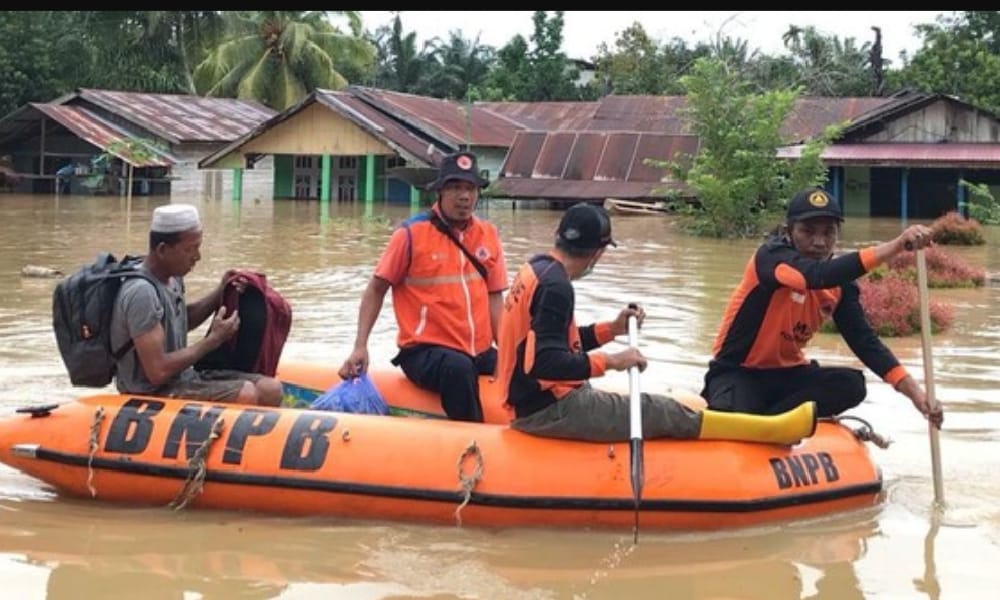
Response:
[698,401,817,445]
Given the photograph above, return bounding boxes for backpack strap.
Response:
[111,270,169,360]
[427,211,489,280]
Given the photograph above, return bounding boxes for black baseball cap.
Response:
[557,203,618,250]
[427,151,488,191]
[786,187,844,222]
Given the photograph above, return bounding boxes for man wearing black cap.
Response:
[339,151,507,422]
[702,187,943,428]
[495,202,818,444]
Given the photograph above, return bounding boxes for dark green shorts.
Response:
[159,369,263,402]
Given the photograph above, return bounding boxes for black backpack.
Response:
[52,252,160,387]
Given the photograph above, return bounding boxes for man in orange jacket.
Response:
[495,202,816,444]
[338,152,508,421]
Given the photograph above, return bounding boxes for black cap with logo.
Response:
[786,187,844,223]
[557,203,618,250]
[427,151,489,191]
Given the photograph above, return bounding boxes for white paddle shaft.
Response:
[628,316,641,438]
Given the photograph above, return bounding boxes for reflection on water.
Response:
[0,193,998,598]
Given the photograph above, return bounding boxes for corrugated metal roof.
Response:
[496,178,687,200]
[581,95,896,143]
[498,130,697,200]
[477,101,599,131]
[778,142,1000,168]
[586,95,690,133]
[782,96,895,142]
[32,104,174,167]
[199,89,447,170]
[349,86,522,148]
[316,90,445,166]
[70,88,276,145]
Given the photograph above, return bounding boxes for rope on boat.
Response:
[454,440,484,526]
[86,406,105,498]
[826,415,892,449]
[169,418,225,511]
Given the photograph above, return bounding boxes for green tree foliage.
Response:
[0,12,84,115]
[74,11,215,94]
[480,11,583,101]
[481,35,531,101]
[418,31,495,100]
[593,23,710,95]
[779,25,876,96]
[960,179,1000,225]
[524,11,580,101]
[656,57,838,238]
[194,11,374,110]
[893,11,1000,112]
[368,13,432,92]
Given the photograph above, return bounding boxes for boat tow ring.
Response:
[15,404,60,418]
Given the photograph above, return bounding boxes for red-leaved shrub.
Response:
[856,274,954,336]
[885,245,986,288]
[931,211,986,245]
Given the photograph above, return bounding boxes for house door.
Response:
[335,156,358,202]
[293,155,319,199]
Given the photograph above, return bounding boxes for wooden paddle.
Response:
[627,303,644,544]
[915,247,945,506]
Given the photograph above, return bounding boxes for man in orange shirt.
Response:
[339,152,507,422]
[702,187,944,428]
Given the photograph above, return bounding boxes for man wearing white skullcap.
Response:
[108,203,283,406]
[150,203,201,233]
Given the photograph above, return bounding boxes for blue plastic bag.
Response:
[310,373,389,415]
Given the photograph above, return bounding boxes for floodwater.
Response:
[0,190,998,599]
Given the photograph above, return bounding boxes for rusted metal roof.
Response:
[498,130,697,200]
[477,101,599,131]
[349,86,522,148]
[32,104,174,166]
[778,142,1000,168]
[497,178,687,201]
[199,89,447,170]
[68,88,276,145]
[586,95,690,133]
[316,90,446,166]
[782,96,895,143]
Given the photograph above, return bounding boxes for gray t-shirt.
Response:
[110,266,193,393]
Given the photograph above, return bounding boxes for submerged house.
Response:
[4,84,997,221]
[0,88,274,196]
[488,91,1000,219]
[198,86,523,204]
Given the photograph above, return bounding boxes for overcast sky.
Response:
[355,11,949,62]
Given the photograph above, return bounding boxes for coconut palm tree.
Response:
[193,11,374,110]
[419,31,495,100]
[368,13,434,92]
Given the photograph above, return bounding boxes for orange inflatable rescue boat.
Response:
[0,361,883,531]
